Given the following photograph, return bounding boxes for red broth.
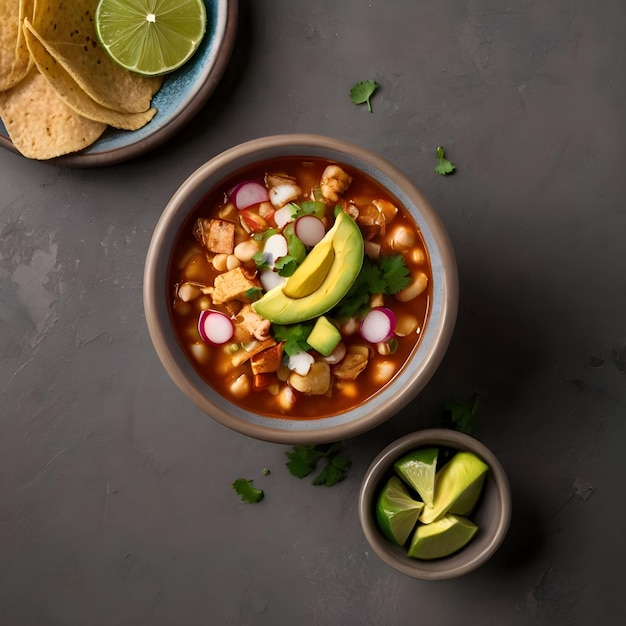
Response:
[168,157,432,419]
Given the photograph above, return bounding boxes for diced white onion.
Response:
[286,351,315,376]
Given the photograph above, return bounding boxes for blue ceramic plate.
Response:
[0,0,238,167]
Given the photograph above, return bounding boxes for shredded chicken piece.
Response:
[372,199,398,222]
[250,343,284,374]
[238,304,272,341]
[269,184,301,208]
[193,218,235,254]
[343,202,360,221]
[356,199,399,240]
[266,173,297,187]
[332,351,368,380]
[231,338,276,367]
[266,172,302,209]
[320,165,353,202]
[211,267,261,304]
[288,361,331,395]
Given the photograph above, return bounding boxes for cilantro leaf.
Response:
[350,80,379,112]
[283,222,306,263]
[442,394,480,434]
[232,478,264,504]
[274,255,298,277]
[245,287,263,301]
[299,199,326,219]
[378,254,411,294]
[435,146,456,175]
[252,228,279,241]
[272,323,313,356]
[329,453,350,470]
[285,445,324,478]
[285,443,351,486]
[312,463,344,487]
[333,254,411,319]
[252,250,271,271]
[334,287,370,320]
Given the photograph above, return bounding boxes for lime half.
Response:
[407,514,478,560]
[95,0,207,76]
[376,476,424,546]
[393,447,438,508]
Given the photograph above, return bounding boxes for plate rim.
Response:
[0,0,238,167]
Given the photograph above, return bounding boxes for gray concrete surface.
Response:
[1,1,625,624]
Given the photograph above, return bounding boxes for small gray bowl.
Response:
[359,429,511,580]
[143,134,458,443]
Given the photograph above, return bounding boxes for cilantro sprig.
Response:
[285,443,351,487]
[252,250,271,271]
[435,146,456,175]
[333,253,411,319]
[272,322,314,356]
[245,286,263,301]
[274,255,299,277]
[232,478,264,504]
[442,394,480,434]
[350,80,379,113]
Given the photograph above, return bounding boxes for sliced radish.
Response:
[263,233,289,267]
[294,215,326,247]
[230,181,269,210]
[360,307,397,344]
[259,268,286,292]
[274,204,297,229]
[198,310,234,345]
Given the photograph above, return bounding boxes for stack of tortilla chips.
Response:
[0,0,163,160]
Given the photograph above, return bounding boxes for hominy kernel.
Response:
[396,271,428,302]
[212,253,228,271]
[373,360,395,385]
[189,342,210,364]
[226,254,241,270]
[229,374,251,398]
[395,314,419,337]
[410,247,427,265]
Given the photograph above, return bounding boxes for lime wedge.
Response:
[419,451,489,524]
[95,0,207,76]
[376,476,424,546]
[393,447,438,508]
[407,514,478,560]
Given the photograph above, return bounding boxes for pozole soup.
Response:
[168,157,432,419]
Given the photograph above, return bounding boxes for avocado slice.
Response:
[418,452,489,524]
[283,237,335,298]
[252,211,364,324]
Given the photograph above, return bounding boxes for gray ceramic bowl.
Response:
[359,429,512,580]
[143,134,458,443]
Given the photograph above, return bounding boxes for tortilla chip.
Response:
[24,20,157,131]
[0,67,107,160]
[0,1,21,89]
[30,0,163,114]
[0,0,35,91]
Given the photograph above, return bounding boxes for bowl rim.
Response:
[358,429,512,580]
[143,134,459,443]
